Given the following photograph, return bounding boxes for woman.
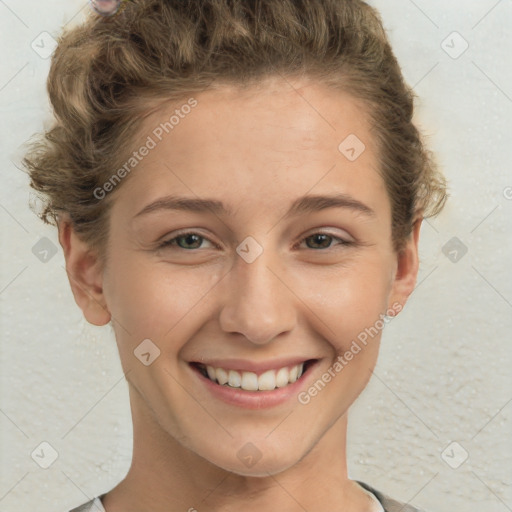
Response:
[23,0,446,510]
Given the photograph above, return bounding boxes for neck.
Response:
[102,386,367,512]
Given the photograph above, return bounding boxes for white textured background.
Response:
[1,1,511,511]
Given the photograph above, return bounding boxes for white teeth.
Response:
[206,365,216,381]
[228,370,241,388]
[201,362,308,391]
[215,367,229,385]
[275,367,289,388]
[258,370,276,390]
[241,372,259,391]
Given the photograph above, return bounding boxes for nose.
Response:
[218,248,297,345]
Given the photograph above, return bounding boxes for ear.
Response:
[388,218,422,313]
[57,215,111,326]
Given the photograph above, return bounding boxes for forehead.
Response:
[112,77,388,220]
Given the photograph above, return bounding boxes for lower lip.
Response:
[190,362,318,410]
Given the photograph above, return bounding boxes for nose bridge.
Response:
[219,244,296,345]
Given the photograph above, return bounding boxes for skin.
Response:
[59,77,421,511]
[90,0,121,15]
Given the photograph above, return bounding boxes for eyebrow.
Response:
[133,193,375,220]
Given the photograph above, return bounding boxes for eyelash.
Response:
[157,231,354,251]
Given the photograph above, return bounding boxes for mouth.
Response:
[190,359,317,392]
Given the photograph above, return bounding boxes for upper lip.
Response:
[190,357,318,374]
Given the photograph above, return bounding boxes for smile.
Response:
[194,362,309,391]
[189,358,319,409]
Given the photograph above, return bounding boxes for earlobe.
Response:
[388,218,422,312]
[58,215,111,326]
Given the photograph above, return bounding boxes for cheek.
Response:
[104,256,221,340]
[104,242,394,360]
[298,258,391,356]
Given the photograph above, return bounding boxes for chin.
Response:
[215,455,299,478]
[198,437,305,478]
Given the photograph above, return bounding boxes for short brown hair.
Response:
[23,0,447,259]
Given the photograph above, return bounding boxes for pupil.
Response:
[310,234,330,249]
[180,234,201,248]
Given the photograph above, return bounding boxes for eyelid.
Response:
[158,229,219,249]
[296,227,355,244]
[293,230,355,250]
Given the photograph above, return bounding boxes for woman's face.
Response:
[88,78,419,475]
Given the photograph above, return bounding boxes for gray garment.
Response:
[69,496,105,512]
[68,481,426,511]
[357,481,426,512]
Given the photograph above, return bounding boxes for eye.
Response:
[158,232,216,250]
[296,232,353,250]
[157,230,353,252]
